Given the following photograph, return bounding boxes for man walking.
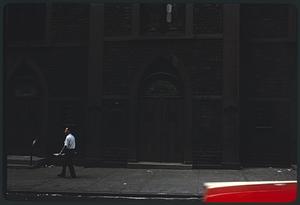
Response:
[57,127,76,178]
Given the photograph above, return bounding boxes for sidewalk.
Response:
[6,165,297,200]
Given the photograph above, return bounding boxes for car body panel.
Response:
[203,181,297,203]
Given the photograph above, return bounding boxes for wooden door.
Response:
[139,96,183,162]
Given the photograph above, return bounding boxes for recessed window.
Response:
[14,76,39,98]
[5,4,46,42]
[104,3,133,37]
[193,4,223,34]
[50,3,89,43]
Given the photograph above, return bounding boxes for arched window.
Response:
[14,76,39,97]
[8,66,41,98]
[5,62,45,155]
[142,72,182,97]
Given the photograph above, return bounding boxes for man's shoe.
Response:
[71,175,77,178]
[57,174,66,177]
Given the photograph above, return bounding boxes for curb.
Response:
[6,191,202,201]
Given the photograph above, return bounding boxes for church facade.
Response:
[4,3,297,168]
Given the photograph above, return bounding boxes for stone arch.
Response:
[5,57,48,156]
[141,71,182,97]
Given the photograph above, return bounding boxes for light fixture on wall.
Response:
[166,3,173,23]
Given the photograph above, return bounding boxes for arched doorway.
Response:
[5,63,45,155]
[138,70,184,163]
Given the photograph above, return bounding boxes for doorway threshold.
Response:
[127,161,192,170]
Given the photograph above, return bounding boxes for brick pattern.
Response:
[242,5,289,38]
[193,4,223,34]
[104,4,133,37]
[103,40,223,96]
[240,5,295,166]
[50,3,89,43]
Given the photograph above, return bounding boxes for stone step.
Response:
[7,163,40,169]
[127,162,192,170]
[7,155,45,167]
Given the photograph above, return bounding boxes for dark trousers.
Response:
[60,149,76,177]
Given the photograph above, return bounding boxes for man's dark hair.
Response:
[66,127,72,131]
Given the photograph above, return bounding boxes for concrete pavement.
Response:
[6,165,297,200]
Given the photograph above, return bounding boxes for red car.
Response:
[203,180,297,203]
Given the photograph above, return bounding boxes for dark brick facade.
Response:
[4,3,297,168]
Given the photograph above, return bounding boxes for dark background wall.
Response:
[240,5,296,166]
[4,3,297,167]
[4,3,89,157]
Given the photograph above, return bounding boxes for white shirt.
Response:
[64,133,76,149]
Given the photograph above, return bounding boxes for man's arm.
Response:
[59,145,66,154]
